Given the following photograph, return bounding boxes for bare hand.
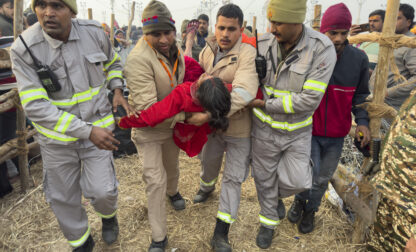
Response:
[405,237,416,252]
[89,126,120,150]
[186,112,210,126]
[112,88,137,117]
[248,99,265,108]
[350,25,361,36]
[355,125,371,148]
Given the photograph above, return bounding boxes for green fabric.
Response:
[368,90,416,251]
[31,0,78,14]
[267,0,306,24]
[142,0,175,34]
[358,42,380,64]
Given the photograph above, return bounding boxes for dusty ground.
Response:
[0,152,365,252]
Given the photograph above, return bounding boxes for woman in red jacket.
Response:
[119,66,232,157]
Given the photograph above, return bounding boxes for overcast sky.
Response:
[25,0,416,32]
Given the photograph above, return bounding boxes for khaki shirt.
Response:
[124,37,186,143]
[11,19,123,147]
[199,36,259,138]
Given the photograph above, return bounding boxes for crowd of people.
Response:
[1,0,416,251]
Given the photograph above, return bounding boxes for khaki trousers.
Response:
[134,136,180,242]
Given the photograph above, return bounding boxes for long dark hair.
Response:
[197,77,231,132]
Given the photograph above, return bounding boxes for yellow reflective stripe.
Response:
[96,209,117,219]
[104,52,120,70]
[93,114,115,128]
[217,211,235,224]
[259,214,280,226]
[54,112,75,134]
[19,88,50,106]
[253,108,312,131]
[264,86,291,97]
[106,70,123,81]
[33,122,78,142]
[283,95,294,114]
[21,94,50,106]
[68,226,90,247]
[33,114,114,142]
[19,87,47,97]
[50,85,103,107]
[303,79,327,93]
[200,177,217,187]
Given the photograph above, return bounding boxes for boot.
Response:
[211,218,232,252]
[73,235,94,252]
[298,209,315,234]
[102,216,119,244]
[277,199,285,220]
[287,198,305,223]
[193,189,213,203]
[256,226,274,249]
[169,192,186,210]
[148,236,168,252]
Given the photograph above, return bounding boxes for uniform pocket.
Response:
[288,63,309,93]
[84,52,108,87]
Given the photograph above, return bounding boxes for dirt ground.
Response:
[0,152,366,252]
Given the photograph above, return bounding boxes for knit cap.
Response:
[320,3,352,34]
[31,0,78,14]
[267,0,307,24]
[142,0,175,34]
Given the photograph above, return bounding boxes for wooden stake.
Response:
[126,2,136,42]
[370,0,400,140]
[243,20,247,29]
[110,14,115,46]
[13,0,30,193]
[312,5,322,31]
[253,16,257,34]
[88,8,93,20]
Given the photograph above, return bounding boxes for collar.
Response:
[42,20,79,49]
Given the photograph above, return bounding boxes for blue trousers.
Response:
[295,135,344,212]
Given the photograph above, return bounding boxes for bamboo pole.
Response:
[253,16,257,34]
[0,130,38,164]
[13,0,30,193]
[243,20,247,29]
[110,14,115,46]
[312,5,322,31]
[126,2,136,42]
[371,0,400,140]
[88,8,93,20]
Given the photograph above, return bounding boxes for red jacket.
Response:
[312,44,370,137]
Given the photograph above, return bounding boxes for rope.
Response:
[12,92,23,111]
[357,102,397,120]
[7,129,30,156]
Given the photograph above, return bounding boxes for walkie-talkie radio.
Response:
[255,29,267,82]
[19,35,61,93]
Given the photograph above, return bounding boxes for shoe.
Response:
[102,216,119,244]
[256,226,274,249]
[211,218,232,252]
[148,236,168,252]
[298,209,315,234]
[277,199,285,220]
[169,192,186,210]
[73,235,95,252]
[193,189,213,203]
[287,198,305,223]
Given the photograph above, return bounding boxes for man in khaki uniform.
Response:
[11,0,131,251]
[123,1,186,251]
[193,4,259,252]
